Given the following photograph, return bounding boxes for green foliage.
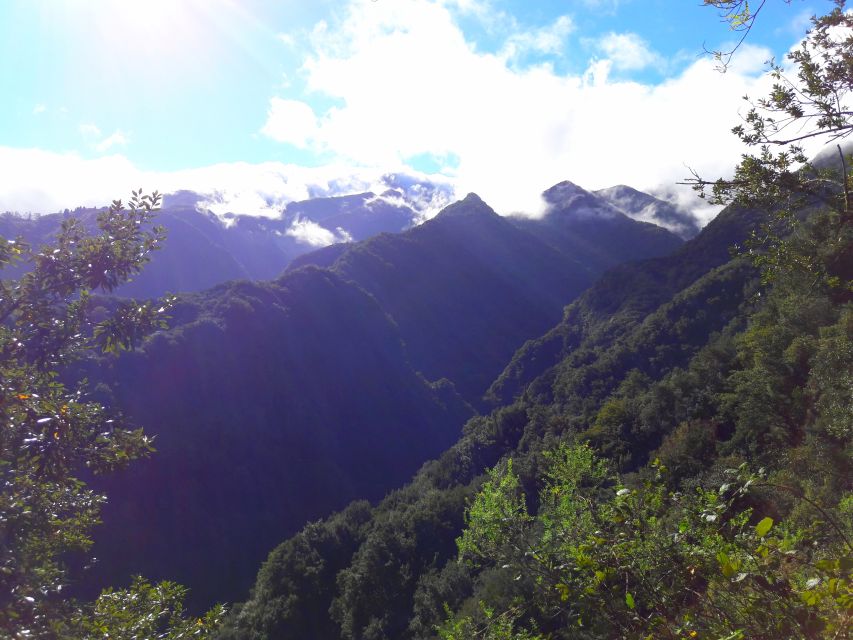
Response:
[73,577,225,640]
[808,308,853,440]
[457,460,531,563]
[0,192,220,638]
[220,501,373,640]
[437,603,543,640]
[226,180,848,639]
[451,448,852,639]
[227,183,849,639]
[692,1,853,296]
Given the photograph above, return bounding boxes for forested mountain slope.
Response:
[77,266,472,609]
[308,194,593,401]
[219,191,851,639]
[487,202,765,406]
[75,188,683,610]
[294,191,682,401]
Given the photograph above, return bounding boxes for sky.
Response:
[0,0,828,219]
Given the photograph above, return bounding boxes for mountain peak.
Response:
[598,184,641,197]
[542,180,590,205]
[460,192,486,205]
[433,193,499,220]
[540,180,622,220]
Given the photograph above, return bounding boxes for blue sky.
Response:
[0,0,826,216]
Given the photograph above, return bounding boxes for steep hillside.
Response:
[487,202,765,406]
[67,188,684,610]
[218,199,798,640]
[77,266,472,609]
[295,191,683,401]
[320,194,594,401]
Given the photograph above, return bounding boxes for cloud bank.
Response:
[1,0,797,226]
[259,0,779,217]
[0,148,453,221]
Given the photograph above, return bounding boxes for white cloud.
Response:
[776,10,814,39]
[579,0,626,14]
[3,0,805,228]
[0,147,454,219]
[256,0,775,216]
[0,148,140,214]
[595,32,662,71]
[33,104,47,115]
[286,217,351,246]
[79,124,130,153]
[502,15,574,59]
[261,98,320,148]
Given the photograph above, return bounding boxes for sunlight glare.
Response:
[55,0,233,83]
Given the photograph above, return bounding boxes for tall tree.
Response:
[0,192,223,638]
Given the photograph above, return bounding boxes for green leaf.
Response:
[625,592,635,610]
[755,516,774,538]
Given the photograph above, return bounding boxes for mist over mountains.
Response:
[1,178,696,301]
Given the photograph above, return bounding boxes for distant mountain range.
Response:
[511,181,688,273]
[0,187,426,298]
[1,180,696,299]
[68,182,685,609]
[594,184,701,239]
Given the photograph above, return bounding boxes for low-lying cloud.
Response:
[286,217,353,247]
[0,148,455,222]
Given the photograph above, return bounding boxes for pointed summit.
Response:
[433,192,500,221]
[542,180,588,204]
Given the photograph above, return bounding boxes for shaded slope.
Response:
[487,202,764,406]
[220,200,766,640]
[299,194,595,402]
[79,266,472,609]
[293,191,683,402]
[65,189,683,610]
